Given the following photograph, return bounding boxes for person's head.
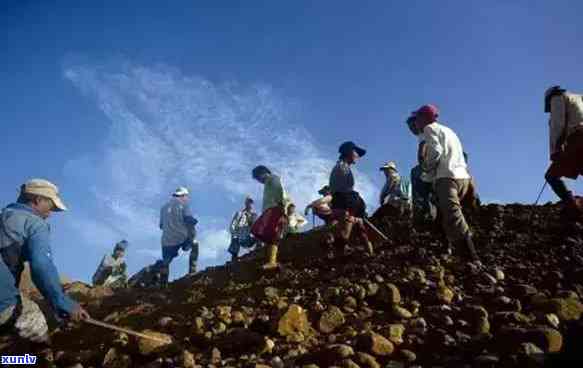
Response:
[252,165,272,184]
[318,185,331,197]
[338,141,366,165]
[172,187,190,203]
[113,240,128,258]
[379,161,398,179]
[414,104,439,132]
[544,85,566,113]
[17,179,68,219]
[244,196,254,210]
[406,115,419,136]
[287,203,296,215]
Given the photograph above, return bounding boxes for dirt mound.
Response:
[8,203,583,367]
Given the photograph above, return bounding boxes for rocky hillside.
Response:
[7,204,583,367]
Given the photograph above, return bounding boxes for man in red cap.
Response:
[413,105,481,265]
[543,86,583,221]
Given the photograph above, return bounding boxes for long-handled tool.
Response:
[85,318,172,344]
[363,218,389,241]
[528,181,549,235]
[533,181,548,207]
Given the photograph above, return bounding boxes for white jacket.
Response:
[421,122,470,180]
[549,92,583,155]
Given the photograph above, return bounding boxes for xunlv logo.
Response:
[1,354,37,365]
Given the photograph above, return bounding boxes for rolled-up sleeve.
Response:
[549,95,566,156]
[422,126,442,172]
[25,223,76,317]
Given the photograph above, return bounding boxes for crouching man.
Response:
[0,179,90,351]
[92,240,129,289]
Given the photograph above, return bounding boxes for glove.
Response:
[13,297,49,344]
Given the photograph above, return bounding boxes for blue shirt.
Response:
[160,198,197,247]
[0,203,76,318]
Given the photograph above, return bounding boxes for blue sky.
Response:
[1,1,582,282]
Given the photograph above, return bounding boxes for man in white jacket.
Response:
[544,86,583,221]
[414,104,480,264]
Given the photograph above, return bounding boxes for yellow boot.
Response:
[262,244,279,270]
[366,241,375,256]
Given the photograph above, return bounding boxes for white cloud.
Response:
[63,61,376,275]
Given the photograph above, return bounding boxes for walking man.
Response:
[329,141,374,256]
[252,165,291,269]
[543,86,583,221]
[159,187,198,287]
[414,105,481,264]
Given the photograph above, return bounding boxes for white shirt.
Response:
[421,122,470,180]
[549,92,583,155]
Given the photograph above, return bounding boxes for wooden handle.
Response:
[85,318,171,344]
[363,218,389,241]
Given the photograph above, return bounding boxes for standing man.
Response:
[159,187,198,288]
[0,179,90,348]
[379,161,412,217]
[228,196,257,262]
[414,105,481,265]
[543,86,583,220]
[329,141,374,256]
[252,165,291,269]
[92,240,128,289]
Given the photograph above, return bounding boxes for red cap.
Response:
[415,104,439,121]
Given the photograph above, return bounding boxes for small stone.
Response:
[513,284,538,298]
[355,352,380,368]
[381,283,401,305]
[341,359,360,368]
[327,344,355,359]
[410,318,427,331]
[344,296,359,311]
[211,348,221,364]
[436,285,454,304]
[494,268,505,281]
[271,356,284,368]
[232,311,246,326]
[179,350,196,368]
[356,332,394,356]
[476,317,490,334]
[475,355,499,364]
[366,283,379,297]
[527,327,562,353]
[400,349,417,362]
[545,313,560,328]
[482,273,498,285]
[278,304,312,342]
[137,330,173,356]
[386,324,405,345]
[519,342,544,355]
[384,361,405,368]
[103,347,131,368]
[392,305,413,319]
[159,316,173,327]
[265,287,280,299]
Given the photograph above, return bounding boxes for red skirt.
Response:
[546,129,583,179]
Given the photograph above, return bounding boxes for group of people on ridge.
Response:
[1,87,583,351]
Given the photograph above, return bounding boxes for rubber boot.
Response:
[366,241,375,256]
[262,244,279,270]
[563,194,583,222]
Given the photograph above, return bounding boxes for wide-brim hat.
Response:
[379,161,398,172]
[173,187,189,196]
[338,141,366,157]
[23,179,67,211]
